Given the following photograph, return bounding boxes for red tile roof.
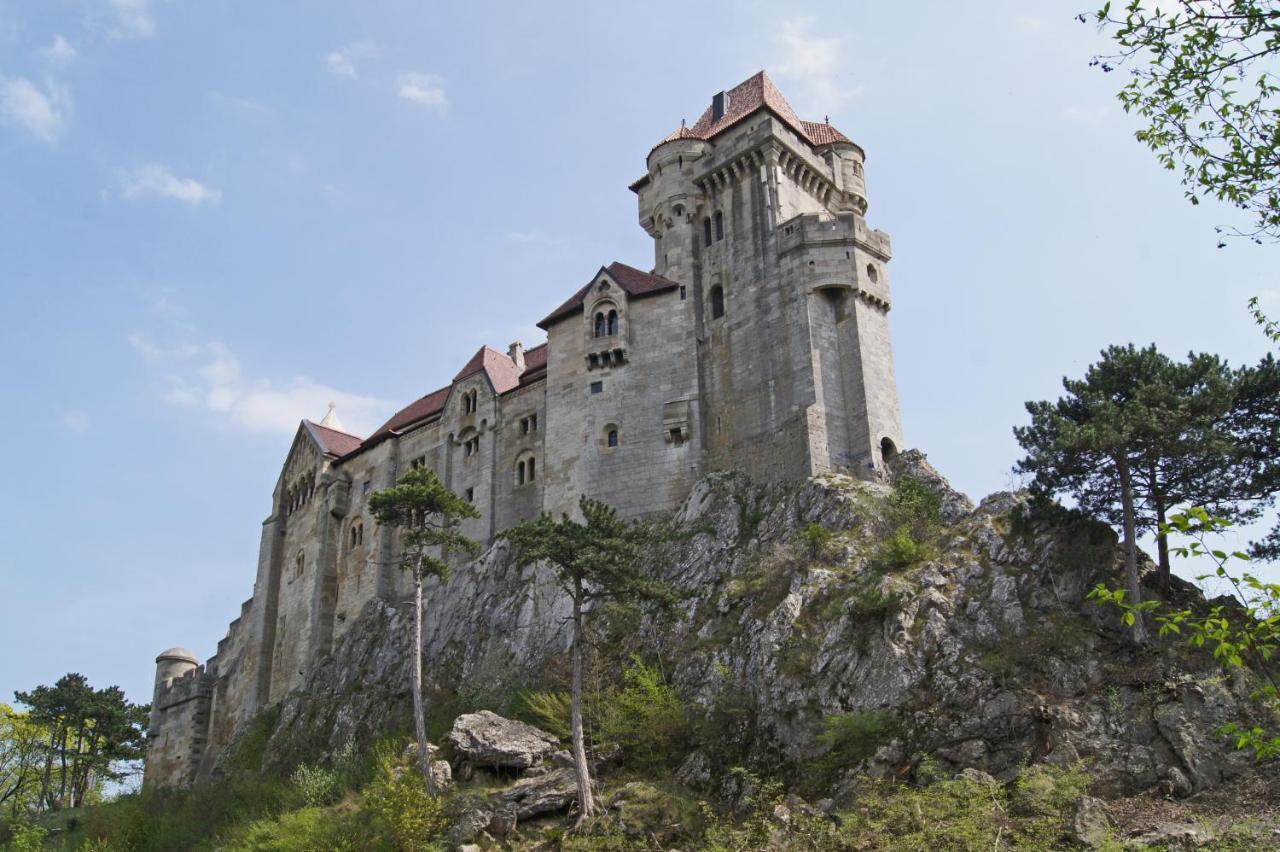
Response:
[538,261,680,329]
[305,421,364,457]
[364,385,452,445]
[454,345,523,394]
[652,71,857,154]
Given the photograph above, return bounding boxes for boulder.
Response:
[447,710,560,770]
[501,766,579,819]
[1068,796,1111,848]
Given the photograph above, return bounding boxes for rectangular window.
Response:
[464,487,474,503]
[362,480,371,495]
[590,381,603,394]
[670,428,685,447]
[679,286,686,300]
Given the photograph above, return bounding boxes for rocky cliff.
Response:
[251,451,1266,803]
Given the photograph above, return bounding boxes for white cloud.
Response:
[326,50,357,79]
[0,76,68,143]
[325,42,374,80]
[397,72,447,111]
[130,335,389,436]
[118,164,221,204]
[108,0,156,39]
[61,410,90,434]
[770,17,863,114]
[210,91,272,116]
[42,35,77,65]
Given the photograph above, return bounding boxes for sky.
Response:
[0,0,1276,709]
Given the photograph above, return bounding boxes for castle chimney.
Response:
[508,341,526,372]
[712,91,728,122]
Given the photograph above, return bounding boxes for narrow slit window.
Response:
[714,210,724,241]
[703,217,712,247]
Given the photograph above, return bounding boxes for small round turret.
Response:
[154,647,198,690]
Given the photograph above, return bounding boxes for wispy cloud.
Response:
[41,35,77,65]
[397,72,447,111]
[770,17,863,115]
[117,164,222,204]
[0,75,68,143]
[130,334,389,436]
[210,91,272,116]
[108,0,156,39]
[325,42,374,80]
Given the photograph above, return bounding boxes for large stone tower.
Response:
[631,71,904,481]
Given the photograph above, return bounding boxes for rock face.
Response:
[447,710,561,769]
[249,451,1264,799]
[501,767,580,819]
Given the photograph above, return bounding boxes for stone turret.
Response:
[150,647,198,728]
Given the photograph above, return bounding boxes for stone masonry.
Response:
[144,71,905,787]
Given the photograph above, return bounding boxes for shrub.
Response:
[362,747,447,849]
[876,525,924,569]
[799,522,839,562]
[7,822,47,852]
[804,710,899,790]
[231,805,364,852]
[890,475,942,533]
[517,690,572,742]
[598,657,690,773]
[290,763,338,807]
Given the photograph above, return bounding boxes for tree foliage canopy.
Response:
[1088,1,1280,242]
[367,466,480,582]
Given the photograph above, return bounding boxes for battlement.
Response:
[776,212,892,259]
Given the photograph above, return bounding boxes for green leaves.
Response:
[1092,0,1280,242]
[1090,507,1280,761]
[368,466,480,581]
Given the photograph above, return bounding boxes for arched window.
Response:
[703,217,712,247]
[714,210,724,241]
[607,310,618,336]
[594,312,606,338]
[515,460,526,486]
[866,264,879,283]
[350,522,364,548]
[607,428,619,448]
[527,458,536,480]
[295,550,305,578]
[880,437,898,462]
[710,285,725,319]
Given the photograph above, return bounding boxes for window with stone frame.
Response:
[710,285,725,319]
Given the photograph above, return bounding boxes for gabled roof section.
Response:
[364,385,452,446]
[649,71,859,156]
[304,420,364,458]
[537,261,681,329]
[453,345,523,394]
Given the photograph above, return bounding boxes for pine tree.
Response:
[503,497,676,825]
[368,466,480,793]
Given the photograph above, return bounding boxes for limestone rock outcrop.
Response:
[247,452,1268,800]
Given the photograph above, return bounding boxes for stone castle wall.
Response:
[146,76,906,787]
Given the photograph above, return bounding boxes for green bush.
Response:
[290,763,339,807]
[876,525,924,569]
[799,522,839,562]
[517,690,572,742]
[598,657,690,773]
[6,822,46,852]
[363,768,446,850]
[890,476,942,532]
[231,805,365,852]
[804,710,899,790]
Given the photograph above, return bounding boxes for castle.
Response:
[144,71,904,787]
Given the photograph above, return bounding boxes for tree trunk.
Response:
[1152,484,1171,594]
[411,561,434,794]
[1117,456,1148,643]
[569,579,595,825]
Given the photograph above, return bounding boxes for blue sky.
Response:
[1,0,1276,707]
